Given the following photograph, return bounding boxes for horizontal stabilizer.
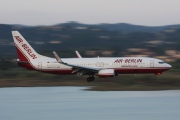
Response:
[13,59,30,64]
[17,61,30,64]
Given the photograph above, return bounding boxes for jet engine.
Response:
[98,69,115,78]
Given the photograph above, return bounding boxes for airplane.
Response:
[12,31,172,82]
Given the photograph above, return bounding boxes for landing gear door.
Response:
[38,62,42,70]
[150,60,154,67]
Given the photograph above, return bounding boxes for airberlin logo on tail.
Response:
[15,36,37,59]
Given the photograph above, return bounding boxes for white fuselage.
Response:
[24,57,171,75]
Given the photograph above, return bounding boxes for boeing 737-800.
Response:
[12,31,172,82]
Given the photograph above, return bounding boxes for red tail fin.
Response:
[15,46,28,62]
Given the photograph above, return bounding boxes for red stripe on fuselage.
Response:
[42,70,73,74]
[37,67,170,75]
[114,68,170,74]
[18,63,35,70]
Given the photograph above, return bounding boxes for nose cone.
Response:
[166,64,172,69]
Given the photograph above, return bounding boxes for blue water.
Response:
[0,87,180,120]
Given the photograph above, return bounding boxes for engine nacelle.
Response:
[98,69,115,78]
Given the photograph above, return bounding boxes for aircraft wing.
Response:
[53,51,99,75]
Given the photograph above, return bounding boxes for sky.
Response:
[0,0,180,26]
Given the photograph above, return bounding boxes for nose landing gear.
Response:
[154,72,162,80]
[153,75,157,80]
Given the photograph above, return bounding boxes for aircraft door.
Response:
[150,60,154,67]
[38,62,42,69]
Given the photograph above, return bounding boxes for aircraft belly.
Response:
[115,67,170,74]
[42,69,73,74]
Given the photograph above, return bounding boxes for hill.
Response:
[0,22,180,59]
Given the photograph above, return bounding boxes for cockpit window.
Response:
[159,62,165,64]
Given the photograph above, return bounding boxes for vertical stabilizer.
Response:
[12,31,44,61]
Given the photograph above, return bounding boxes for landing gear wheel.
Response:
[86,76,95,82]
[91,76,95,81]
[87,77,91,82]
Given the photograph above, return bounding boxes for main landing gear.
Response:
[87,76,95,82]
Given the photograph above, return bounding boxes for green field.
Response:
[0,62,180,91]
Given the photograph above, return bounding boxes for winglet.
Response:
[53,51,64,63]
[75,51,82,58]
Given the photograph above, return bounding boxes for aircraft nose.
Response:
[166,64,172,68]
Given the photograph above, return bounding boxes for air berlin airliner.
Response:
[12,31,172,82]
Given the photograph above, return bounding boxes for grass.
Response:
[0,68,180,91]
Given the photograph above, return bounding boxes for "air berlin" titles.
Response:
[114,59,142,63]
[15,36,37,59]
